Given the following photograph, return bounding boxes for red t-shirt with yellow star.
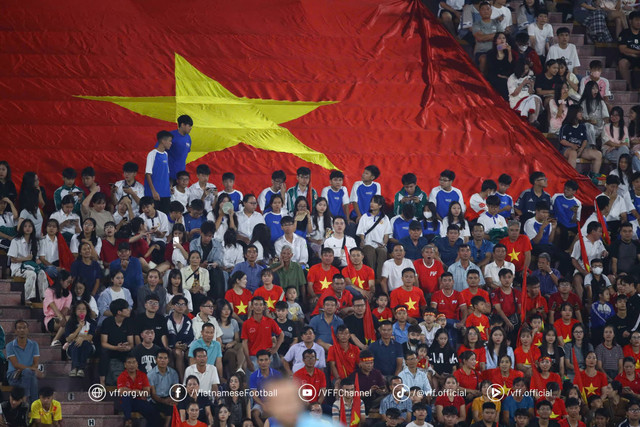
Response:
[341,264,374,292]
[483,368,524,394]
[225,288,253,316]
[580,369,608,397]
[530,370,561,398]
[253,285,284,312]
[615,371,640,393]
[457,345,486,371]
[390,286,426,319]
[461,287,490,308]
[535,398,566,419]
[327,342,360,379]
[307,264,340,295]
[514,345,541,367]
[372,307,393,323]
[465,313,490,341]
[623,345,640,372]
[524,294,549,317]
[311,287,354,316]
[553,318,579,345]
[499,235,532,272]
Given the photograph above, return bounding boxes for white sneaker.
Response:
[76,369,85,378]
[69,368,77,377]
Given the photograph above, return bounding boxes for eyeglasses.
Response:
[202,305,214,308]
[174,303,187,307]
[147,301,159,306]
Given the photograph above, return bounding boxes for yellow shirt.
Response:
[30,399,62,424]
[471,396,501,422]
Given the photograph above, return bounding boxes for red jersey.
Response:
[580,370,608,397]
[490,288,522,317]
[130,238,151,261]
[311,287,354,316]
[559,420,585,427]
[461,287,490,307]
[453,367,479,391]
[546,398,567,419]
[181,422,207,427]
[307,264,340,295]
[499,235,532,272]
[548,292,582,320]
[341,264,374,292]
[240,315,282,356]
[373,306,393,322]
[293,367,327,402]
[327,342,360,379]
[623,345,640,371]
[533,331,543,347]
[524,294,549,316]
[434,394,466,412]
[117,370,150,400]
[390,286,427,318]
[484,368,524,393]
[465,313,490,341]
[615,372,640,394]
[414,258,445,294]
[553,318,579,345]
[531,371,561,398]
[514,346,541,367]
[225,288,253,316]
[431,289,465,320]
[457,345,486,371]
[100,238,122,264]
[253,285,284,312]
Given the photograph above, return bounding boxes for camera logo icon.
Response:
[298,384,317,402]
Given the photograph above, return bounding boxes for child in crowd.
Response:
[171,171,190,212]
[53,167,83,213]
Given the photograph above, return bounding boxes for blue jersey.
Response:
[515,188,551,217]
[220,190,243,211]
[184,214,205,238]
[323,187,348,217]
[392,217,411,241]
[144,149,170,198]
[167,130,192,180]
[264,212,284,242]
[630,189,640,213]
[350,181,380,219]
[432,189,461,219]
[526,219,552,245]
[496,192,513,219]
[422,220,440,239]
[551,194,580,228]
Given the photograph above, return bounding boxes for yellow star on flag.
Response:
[405,298,417,311]
[508,248,520,262]
[266,297,275,310]
[353,275,365,289]
[236,300,248,315]
[550,411,558,419]
[476,324,485,334]
[77,53,338,168]
[500,385,511,396]
[319,277,332,290]
[524,358,530,365]
[561,335,570,344]
[584,383,598,396]
[635,359,640,370]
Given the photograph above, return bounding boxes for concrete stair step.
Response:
[7,333,58,346]
[59,415,126,427]
[602,68,618,80]
[612,91,639,103]
[0,291,23,305]
[570,34,585,46]
[60,402,114,416]
[610,79,628,91]
[1,318,40,333]
[0,281,13,292]
[617,102,637,115]
[39,375,96,392]
[0,305,41,318]
[581,55,608,68]
[549,12,563,23]
[552,23,573,34]
[577,45,595,56]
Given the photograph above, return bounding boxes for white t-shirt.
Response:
[112,180,145,213]
[484,260,516,284]
[70,234,103,255]
[7,237,33,274]
[237,210,265,240]
[440,217,471,239]
[223,243,245,269]
[547,43,581,72]
[381,258,415,292]
[38,235,59,263]
[477,212,508,234]
[140,210,170,243]
[187,182,218,208]
[274,234,308,264]
[571,237,606,264]
[527,22,554,56]
[171,188,190,213]
[50,210,80,235]
[491,5,512,27]
[468,193,488,217]
[323,235,357,267]
[183,364,220,391]
[356,213,392,247]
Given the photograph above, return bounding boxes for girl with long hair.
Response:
[610,153,634,194]
[356,194,391,278]
[292,196,312,239]
[507,59,542,124]
[485,32,513,100]
[559,104,602,173]
[165,268,193,312]
[308,196,333,257]
[215,301,245,374]
[0,160,18,202]
[8,219,47,303]
[70,217,101,260]
[96,270,133,325]
[441,201,470,241]
[548,82,575,134]
[556,58,580,101]
[263,194,286,243]
[539,327,565,377]
[249,223,276,265]
[581,80,610,146]
[17,172,44,237]
[222,229,244,272]
[207,193,238,242]
[43,269,73,346]
[421,202,442,242]
[484,326,515,370]
[564,322,594,379]
[63,300,96,378]
[603,106,630,163]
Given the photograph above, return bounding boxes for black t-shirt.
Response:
[131,343,160,374]
[0,401,29,426]
[559,124,587,146]
[101,316,135,360]
[135,313,169,347]
[178,395,211,424]
[534,73,561,93]
[275,318,297,355]
[344,315,365,346]
[618,28,640,56]
[538,345,565,374]
[606,315,632,346]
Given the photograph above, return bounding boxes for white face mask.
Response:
[592,267,603,275]
[424,212,433,220]
[518,45,528,52]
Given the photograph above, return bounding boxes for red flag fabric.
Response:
[577,222,591,273]
[572,347,587,403]
[0,0,599,206]
[530,362,545,399]
[520,272,528,325]
[56,233,74,271]
[331,327,349,378]
[345,246,376,343]
[351,374,362,426]
[339,396,347,425]
[596,204,610,245]
[171,405,182,426]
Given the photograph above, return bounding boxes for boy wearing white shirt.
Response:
[491,0,513,32]
[111,162,145,214]
[274,216,308,267]
[323,216,357,267]
[547,27,581,73]
[527,10,554,58]
[381,244,415,294]
[187,164,218,208]
[50,195,81,242]
[467,179,497,222]
[258,170,287,213]
[170,171,190,213]
[477,195,508,240]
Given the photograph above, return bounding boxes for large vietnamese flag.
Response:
[0,0,599,205]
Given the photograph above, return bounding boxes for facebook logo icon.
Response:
[170,384,188,402]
